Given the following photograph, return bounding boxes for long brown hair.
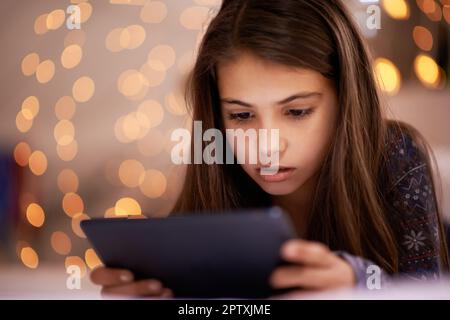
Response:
[171,0,449,273]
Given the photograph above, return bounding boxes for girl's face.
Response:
[217,51,339,196]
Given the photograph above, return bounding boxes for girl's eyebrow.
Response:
[220,91,322,108]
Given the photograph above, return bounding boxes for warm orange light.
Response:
[21,53,40,76]
[413,26,433,51]
[115,197,142,216]
[119,159,145,188]
[14,142,31,167]
[414,54,441,88]
[61,44,83,69]
[57,169,79,194]
[21,247,39,269]
[140,1,167,24]
[55,96,77,120]
[65,256,87,277]
[26,203,45,228]
[28,151,48,176]
[382,0,410,19]
[46,9,65,30]
[51,231,72,255]
[374,58,402,95]
[139,170,167,198]
[62,192,84,217]
[85,249,103,270]
[36,60,55,84]
[71,213,90,238]
[72,76,95,103]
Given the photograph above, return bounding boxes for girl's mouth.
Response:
[256,167,296,183]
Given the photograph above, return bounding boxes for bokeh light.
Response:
[65,256,87,277]
[85,249,102,270]
[55,96,77,120]
[444,5,450,24]
[72,76,95,103]
[54,120,75,146]
[26,203,45,228]
[166,91,188,116]
[137,99,165,128]
[20,247,39,269]
[34,14,49,35]
[413,26,433,51]
[51,231,72,255]
[414,54,441,88]
[115,197,142,216]
[374,58,402,95]
[139,169,167,198]
[147,45,176,70]
[57,169,79,194]
[71,213,90,238]
[61,44,83,69]
[57,140,78,162]
[120,24,146,50]
[35,59,55,84]
[180,6,212,30]
[140,1,167,24]
[21,96,40,120]
[15,111,33,133]
[78,2,93,24]
[14,142,31,167]
[382,0,410,20]
[46,9,66,30]
[21,53,40,76]
[118,69,149,97]
[118,159,145,188]
[62,192,84,218]
[28,150,48,176]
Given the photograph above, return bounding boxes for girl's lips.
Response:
[257,167,296,183]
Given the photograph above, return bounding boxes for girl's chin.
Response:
[257,182,299,196]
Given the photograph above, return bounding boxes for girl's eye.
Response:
[228,112,254,121]
[286,108,313,119]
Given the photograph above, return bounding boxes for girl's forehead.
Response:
[217,56,331,100]
[217,51,311,76]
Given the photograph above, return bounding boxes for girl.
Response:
[91,0,449,297]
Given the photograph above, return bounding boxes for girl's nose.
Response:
[258,134,287,158]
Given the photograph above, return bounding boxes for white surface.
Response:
[0,264,101,300]
[1,264,450,300]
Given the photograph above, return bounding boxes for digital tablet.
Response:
[80,206,297,298]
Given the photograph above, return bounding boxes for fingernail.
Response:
[148,281,161,292]
[162,289,173,298]
[120,272,133,282]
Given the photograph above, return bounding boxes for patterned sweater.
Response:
[339,123,445,288]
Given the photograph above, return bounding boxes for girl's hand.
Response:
[270,239,355,292]
[90,267,174,298]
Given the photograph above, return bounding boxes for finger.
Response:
[270,265,331,290]
[280,240,334,267]
[101,279,164,298]
[90,267,134,286]
[160,288,174,299]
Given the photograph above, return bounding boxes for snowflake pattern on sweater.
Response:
[383,124,442,281]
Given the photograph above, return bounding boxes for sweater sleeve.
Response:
[383,126,443,280]
[334,251,392,289]
[333,125,445,289]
